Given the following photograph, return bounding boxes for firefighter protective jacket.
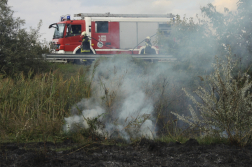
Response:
[81,36,91,53]
[144,41,152,54]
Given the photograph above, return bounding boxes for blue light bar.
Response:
[60,14,71,21]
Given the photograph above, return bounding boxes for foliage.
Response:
[237,0,252,55]
[201,2,252,67]
[158,14,216,59]
[157,14,217,90]
[0,66,91,142]
[3,0,252,147]
[158,1,252,75]
[0,0,50,77]
[171,51,252,146]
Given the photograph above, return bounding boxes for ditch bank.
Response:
[1,138,252,167]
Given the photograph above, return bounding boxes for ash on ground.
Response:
[1,138,252,167]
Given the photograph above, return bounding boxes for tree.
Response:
[237,0,252,54]
[157,14,217,80]
[201,2,252,68]
[0,0,50,77]
[158,15,216,58]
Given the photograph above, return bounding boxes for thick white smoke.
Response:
[63,105,105,132]
[63,56,171,141]
[62,2,250,141]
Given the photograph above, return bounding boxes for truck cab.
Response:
[49,16,86,54]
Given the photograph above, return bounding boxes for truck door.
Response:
[64,24,83,52]
[91,21,119,53]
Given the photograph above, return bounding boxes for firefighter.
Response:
[80,31,91,53]
[144,36,152,54]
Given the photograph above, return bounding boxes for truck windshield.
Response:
[53,24,65,39]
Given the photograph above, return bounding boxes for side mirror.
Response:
[49,23,59,30]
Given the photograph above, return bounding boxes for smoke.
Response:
[63,99,105,132]
[63,56,172,141]
[63,2,252,141]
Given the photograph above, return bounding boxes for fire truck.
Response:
[47,13,175,63]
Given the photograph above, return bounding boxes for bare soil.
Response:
[1,138,252,167]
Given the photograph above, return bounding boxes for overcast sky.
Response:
[8,0,238,43]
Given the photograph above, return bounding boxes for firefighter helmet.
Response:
[145,36,151,42]
[81,31,87,36]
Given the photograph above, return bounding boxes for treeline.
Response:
[1,0,251,78]
[0,0,50,78]
[158,0,252,75]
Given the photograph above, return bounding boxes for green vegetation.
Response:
[0,0,50,78]
[0,64,92,143]
[172,51,252,146]
[1,55,251,147]
[1,0,252,148]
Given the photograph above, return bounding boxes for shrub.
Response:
[172,51,252,146]
[0,0,50,78]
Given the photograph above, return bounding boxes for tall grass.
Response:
[2,55,250,147]
[0,59,210,145]
[0,65,93,142]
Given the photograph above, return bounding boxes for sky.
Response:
[8,0,238,43]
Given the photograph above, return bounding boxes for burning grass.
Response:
[0,55,252,147]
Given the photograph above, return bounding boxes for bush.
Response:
[0,0,50,78]
[171,51,252,146]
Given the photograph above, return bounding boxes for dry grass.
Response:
[1,56,248,147]
[0,65,92,142]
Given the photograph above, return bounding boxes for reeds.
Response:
[1,56,247,146]
[0,66,91,142]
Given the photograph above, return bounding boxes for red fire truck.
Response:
[48,13,174,63]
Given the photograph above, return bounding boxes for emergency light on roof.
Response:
[60,14,71,21]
